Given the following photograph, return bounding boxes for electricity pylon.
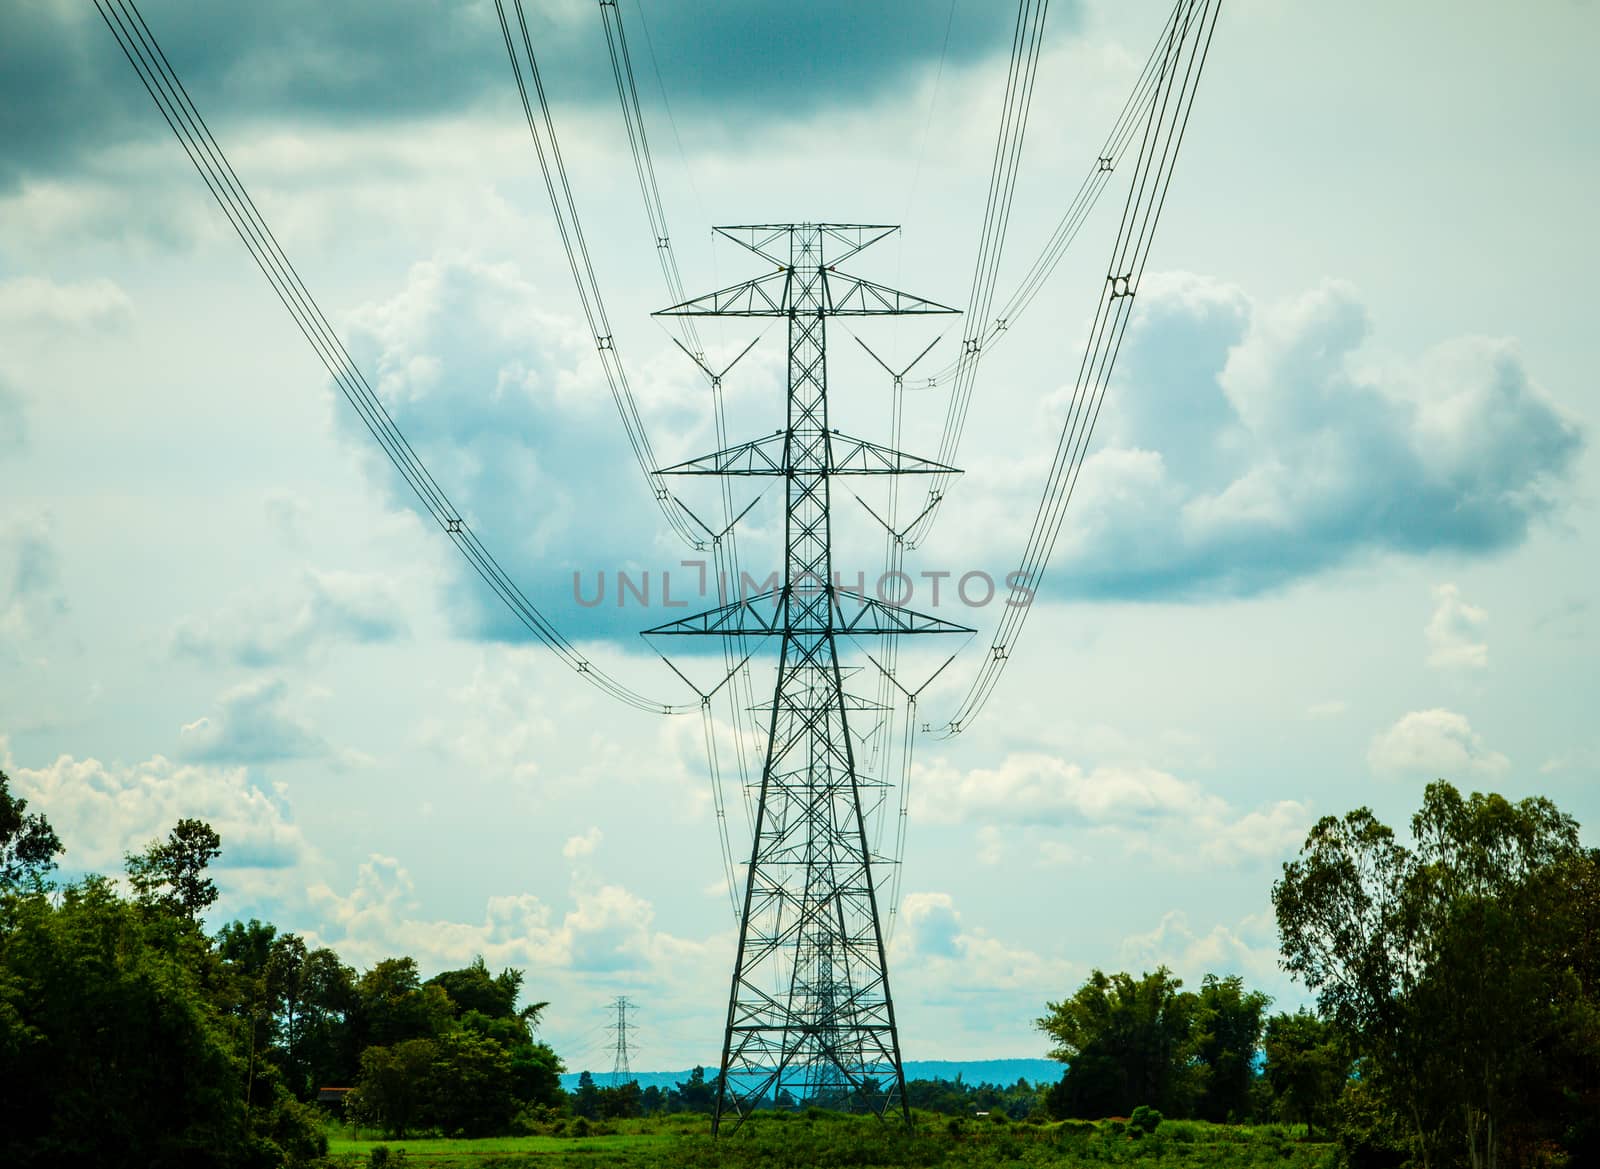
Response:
[646,224,969,1130]
[609,996,634,1087]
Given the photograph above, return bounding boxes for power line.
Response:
[595,0,766,860]
[93,0,693,716]
[900,0,1184,551]
[936,0,1224,737]
[493,0,702,549]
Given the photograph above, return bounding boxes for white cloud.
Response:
[1015,275,1585,600]
[3,741,312,875]
[304,852,716,984]
[911,752,1309,867]
[0,514,68,646]
[1425,583,1488,669]
[0,378,25,457]
[0,275,132,331]
[1368,708,1509,780]
[1118,909,1282,989]
[178,678,331,763]
[170,568,409,666]
[563,827,603,859]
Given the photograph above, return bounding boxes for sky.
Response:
[2,0,1597,1074]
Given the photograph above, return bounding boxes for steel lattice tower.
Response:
[646,224,969,1130]
[609,996,634,1087]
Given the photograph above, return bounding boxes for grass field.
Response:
[322,1114,1338,1168]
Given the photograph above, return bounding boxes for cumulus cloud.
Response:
[0,378,25,457]
[1368,708,1509,780]
[0,514,68,645]
[896,889,1068,1004]
[170,568,408,666]
[305,852,712,982]
[0,275,132,330]
[1425,583,1488,669]
[0,1,1036,189]
[1030,274,1583,599]
[339,254,723,643]
[1119,909,1282,989]
[178,678,331,763]
[3,742,311,873]
[562,827,602,859]
[911,752,1309,867]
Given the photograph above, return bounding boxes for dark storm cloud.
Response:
[1,0,1064,191]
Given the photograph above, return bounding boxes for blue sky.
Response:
[2,0,1596,1071]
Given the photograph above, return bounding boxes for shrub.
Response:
[1159,1119,1199,1143]
[1129,1105,1163,1134]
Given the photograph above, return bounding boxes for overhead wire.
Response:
[935,0,1223,737]
[93,0,692,716]
[900,0,1184,552]
[594,0,765,912]
[494,0,702,549]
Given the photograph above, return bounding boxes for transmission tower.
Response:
[609,996,634,1087]
[646,224,969,1130]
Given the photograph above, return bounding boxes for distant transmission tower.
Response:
[647,225,969,1130]
[609,995,634,1087]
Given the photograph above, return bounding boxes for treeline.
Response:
[1035,782,1600,1167]
[0,772,567,1166]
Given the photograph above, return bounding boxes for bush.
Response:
[1129,1105,1163,1134]
[1160,1119,1200,1143]
[1333,1081,1409,1169]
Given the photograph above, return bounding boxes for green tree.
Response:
[354,957,452,1048]
[352,1038,436,1138]
[126,817,222,921]
[1192,973,1271,1122]
[1262,1009,1346,1137]
[573,1069,602,1119]
[674,1065,716,1114]
[1274,781,1587,1169]
[297,947,359,1093]
[0,769,63,888]
[427,1029,520,1135]
[0,878,261,1166]
[1038,967,1201,1118]
[426,955,543,1028]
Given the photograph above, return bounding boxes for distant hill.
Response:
[559,1058,1060,1093]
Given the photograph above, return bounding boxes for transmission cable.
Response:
[900,0,1184,552]
[595,0,765,843]
[94,0,692,716]
[494,0,701,549]
[936,0,1223,737]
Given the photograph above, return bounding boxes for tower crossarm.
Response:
[657,431,960,477]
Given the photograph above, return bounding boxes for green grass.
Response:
[322,1115,1336,1168]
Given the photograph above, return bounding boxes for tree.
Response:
[572,1070,602,1119]
[0,769,63,888]
[1262,1009,1346,1137]
[674,1065,716,1114]
[426,956,543,1028]
[428,1030,520,1136]
[354,957,452,1049]
[1274,781,1587,1169]
[296,947,359,1095]
[0,877,261,1166]
[126,817,222,921]
[1038,967,1201,1118]
[1192,973,1271,1122]
[352,1038,436,1138]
